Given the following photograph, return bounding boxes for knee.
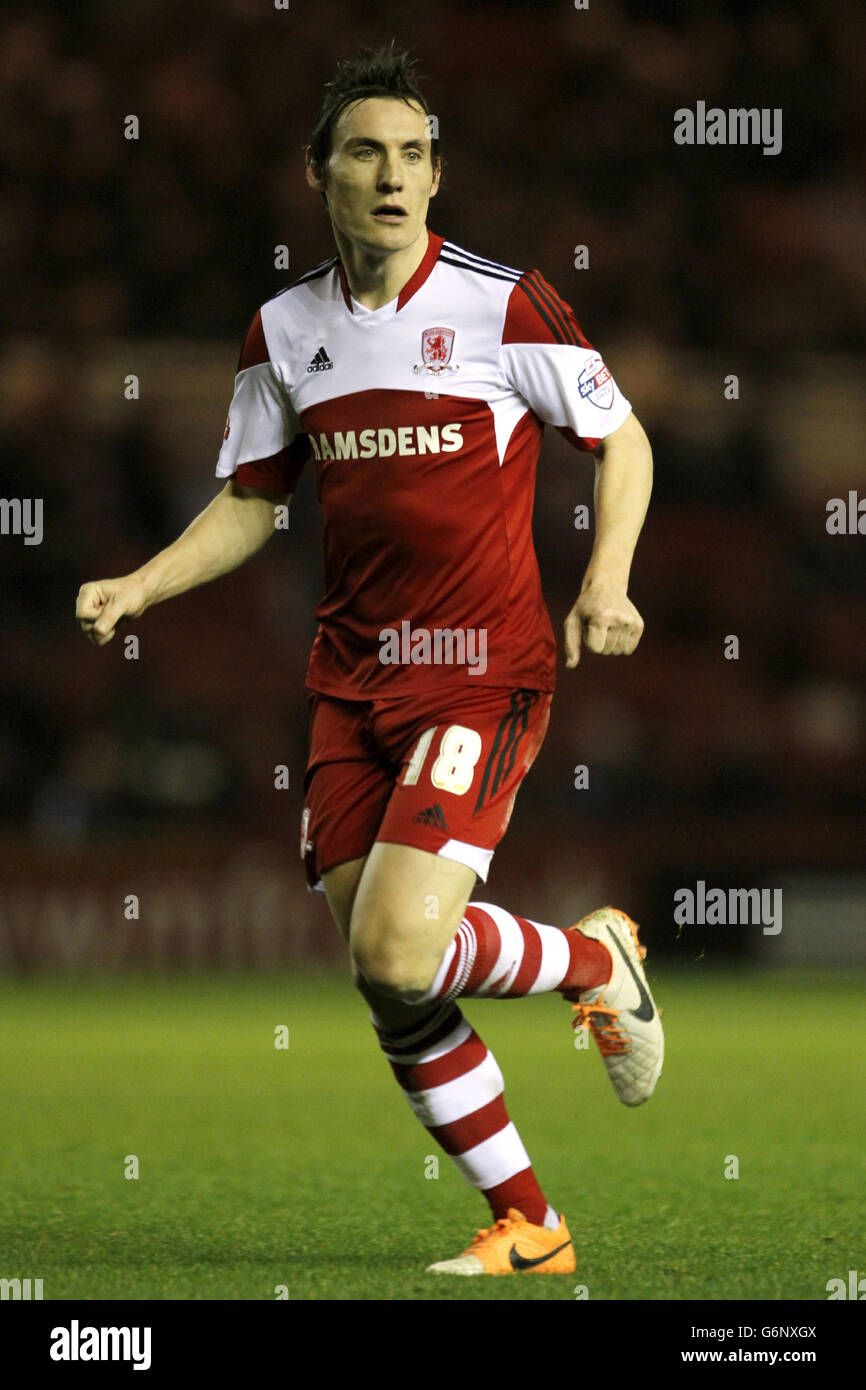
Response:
[350,936,438,1003]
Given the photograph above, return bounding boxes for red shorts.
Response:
[300,685,552,890]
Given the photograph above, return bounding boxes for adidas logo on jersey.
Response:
[412,803,449,833]
[306,347,333,373]
[308,422,463,462]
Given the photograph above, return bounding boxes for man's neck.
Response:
[335,225,430,310]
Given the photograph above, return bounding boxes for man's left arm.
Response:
[564,410,653,667]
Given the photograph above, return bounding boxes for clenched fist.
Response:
[564,580,644,667]
[76,576,147,647]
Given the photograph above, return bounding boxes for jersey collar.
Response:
[337,229,445,315]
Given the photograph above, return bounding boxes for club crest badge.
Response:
[577,354,614,410]
[413,326,459,376]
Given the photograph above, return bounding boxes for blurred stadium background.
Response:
[1,0,864,974]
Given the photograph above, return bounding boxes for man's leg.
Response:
[350,844,613,1003]
[352,868,663,1111]
[348,842,477,998]
[329,840,661,1131]
[324,843,569,1233]
[309,689,657,1270]
[322,851,433,1028]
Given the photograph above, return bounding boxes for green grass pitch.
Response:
[0,967,862,1301]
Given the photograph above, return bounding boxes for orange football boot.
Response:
[427,1208,575,1275]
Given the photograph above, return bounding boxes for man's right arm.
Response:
[76,481,290,647]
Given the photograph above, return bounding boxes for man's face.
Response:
[307,96,440,253]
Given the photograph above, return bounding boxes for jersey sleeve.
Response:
[499,270,631,452]
[215,308,312,492]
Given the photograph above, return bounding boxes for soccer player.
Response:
[76,45,663,1276]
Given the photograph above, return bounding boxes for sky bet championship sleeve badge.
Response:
[577,353,614,409]
[413,326,460,376]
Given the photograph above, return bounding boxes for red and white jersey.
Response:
[216,229,631,698]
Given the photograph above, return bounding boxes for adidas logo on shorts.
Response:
[412,804,449,833]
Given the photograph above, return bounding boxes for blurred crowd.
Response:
[3,0,865,347]
[1,0,864,876]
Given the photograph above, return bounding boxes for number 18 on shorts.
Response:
[300,686,552,889]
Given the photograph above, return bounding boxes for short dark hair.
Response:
[307,42,442,177]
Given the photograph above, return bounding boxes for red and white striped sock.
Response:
[420,902,612,1003]
[372,1000,558,1228]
